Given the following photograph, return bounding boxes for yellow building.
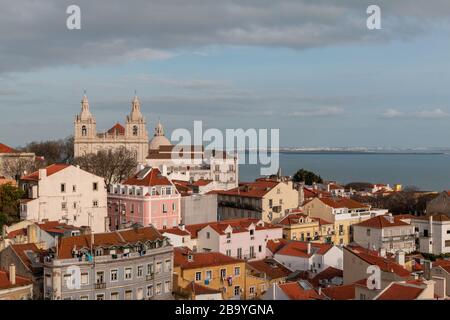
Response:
[216,178,300,223]
[173,247,246,300]
[303,197,387,245]
[276,212,334,244]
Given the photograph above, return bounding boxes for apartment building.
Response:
[353,214,416,254]
[19,164,108,233]
[276,213,334,244]
[43,226,173,300]
[303,197,387,245]
[108,166,181,230]
[162,218,282,261]
[411,213,450,255]
[173,247,246,300]
[215,178,299,223]
[0,264,33,300]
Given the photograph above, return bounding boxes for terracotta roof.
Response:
[0,269,32,290]
[414,213,450,222]
[174,247,243,269]
[433,259,450,273]
[266,239,289,254]
[277,213,310,226]
[214,179,280,198]
[57,226,165,259]
[189,282,222,295]
[275,241,334,258]
[122,167,172,187]
[278,282,323,300]
[10,243,42,271]
[303,187,331,199]
[21,164,71,181]
[322,284,355,300]
[345,247,410,278]
[329,184,344,190]
[161,226,191,236]
[38,221,81,234]
[376,283,425,300]
[310,267,343,287]
[354,215,411,229]
[247,258,291,280]
[312,217,333,226]
[6,228,27,239]
[0,143,17,154]
[107,123,125,135]
[319,197,369,209]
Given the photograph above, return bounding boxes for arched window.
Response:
[82,125,87,136]
[133,125,138,136]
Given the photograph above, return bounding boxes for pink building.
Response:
[108,167,181,230]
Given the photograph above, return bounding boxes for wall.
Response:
[181,194,218,225]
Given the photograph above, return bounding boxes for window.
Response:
[96,271,105,284]
[133,125,138,136]
[137,287,144,300]
[61,202,67,210]
[258,245,262,253]
[147,263,154,275]
[164,259,171,272]
[195,272,202,281]
[96,294,105,300]
[73,202,77,209]
[125,290,133,300]
[226,232,231,239]
[234,266,240,276]
[220,268,226,279]
[147,285,154,298]
[125,267,132,280]
[81,272,89,285]
[360,293,366,300]
[172,203,176,212]
[206,270,212,280]
[151,187,156,196]
[82,125,87,136]
[250,229,254,236]
[226,249,231,256]
[250,246,255,258]
[234,286,240,296]
[137,265,143,277]
[162,203,168,213]
[110,269,118,282]
[93,200,99,208]
[166,187,171,195]
[269,199,273,208]
[80,296,89,300]
[156,262,162,274]
[156,283,162,295]
[249,286,256,294]
[206,232,210,239]
[366,229,371,236]
[110,292,119,300]
[131,204,135,214]
[237,248,242,259]
[72,185,76,192]
[93,182,98,191]
[164,281,171,293]
[61,183,66,193]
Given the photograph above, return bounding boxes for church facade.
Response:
[74,95,149,163]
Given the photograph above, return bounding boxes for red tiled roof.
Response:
[310,267,343,287]
[303,187,331,199]
[37,221,81,234]
[319,197,369,209]
[21,164,71,181]
[277,213,309,226]
[214,179,280,198]
[10,243,42,271]
[174,247,242,269]
[345,247,410,278]
[354,215,411,229]
[161,227,191,237]
[275,241,334,258]
[266,239,289,254]
[322,284,355,300]
[247,258,291,280]
[278,282,323,300]
[57,226,165,259]
[189,282,222,295]
[0,143,17,154]
[312,217,333,226]
[0,270,32,290]
[6,228,27,239]
[107,123,125,135]
[123,167,172,187]
[329,184,344,190]
[376,283,425,300]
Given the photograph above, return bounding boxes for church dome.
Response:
[149,135,172,150]
[149,119,172,150]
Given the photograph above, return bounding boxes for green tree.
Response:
[292,168,323,185]
[0,183,24,230]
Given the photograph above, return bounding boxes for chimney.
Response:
[318,287,322,296]
[429,215,433,237]
[423,260,432,280]
[313,182,317,190]
[395,250,405,266]
[179,224,186,231]
[326,184,330,192]
[38,168,47,179]
[161,165,168,176]
[307,242,312,255]
[9,264,16,285]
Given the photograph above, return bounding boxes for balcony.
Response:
[95,282,106,289]
[146,274,154,281]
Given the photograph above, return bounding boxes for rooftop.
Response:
[21,164,71,181]
[354,214,411,229]
[174,247,243,270]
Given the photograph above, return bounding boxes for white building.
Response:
[411,213,450,255]
[19,164,108,233]
[353,214,416,254]
[162,218,282,261]
[269,240,343,274]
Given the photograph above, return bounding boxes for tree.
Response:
[0,183,24,230]
[1,157,43,180]
[73,147,138,186]
[21,136,74,165]
[292,168,323,185]
[345,182,373,192]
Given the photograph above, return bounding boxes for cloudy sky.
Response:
[1,0,450,148]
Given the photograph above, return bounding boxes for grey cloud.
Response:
[1,0,450,73]
[380,108,449,119]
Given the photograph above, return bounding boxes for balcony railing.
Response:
[95,282,106,289]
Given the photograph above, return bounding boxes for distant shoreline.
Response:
[240,150,445,155]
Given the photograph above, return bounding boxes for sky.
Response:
[1,0,450,148]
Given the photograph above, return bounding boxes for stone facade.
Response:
[74,95,149,163]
